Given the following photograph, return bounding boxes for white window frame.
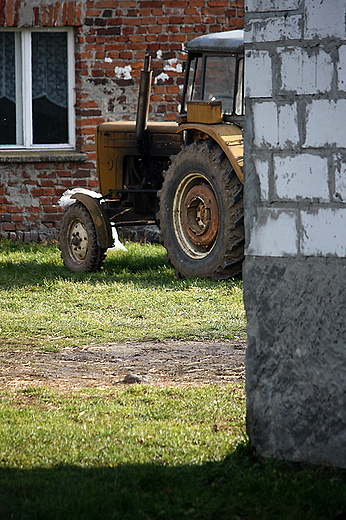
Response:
[0,27,75,151]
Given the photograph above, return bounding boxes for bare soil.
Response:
[0,339,246,391]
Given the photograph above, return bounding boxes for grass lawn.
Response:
[0,385,345,520]
[0,239,345,519]
[0,239,245,350]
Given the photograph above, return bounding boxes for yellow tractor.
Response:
[59,29,244,279]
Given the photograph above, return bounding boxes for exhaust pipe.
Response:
[135,53,152,143]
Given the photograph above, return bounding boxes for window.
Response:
[0,28,75,149]
[203,56,237,115]
[184,54,244,118]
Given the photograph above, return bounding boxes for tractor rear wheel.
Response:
[158,140,244,279]
[59,202,107,272]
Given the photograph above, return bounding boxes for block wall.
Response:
[0,0,244,240]
[244,0,346,466]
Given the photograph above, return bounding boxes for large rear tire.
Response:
[59,202,107,272]
[158,140,244,279]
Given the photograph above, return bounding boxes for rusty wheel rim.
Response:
[173,173,219,259]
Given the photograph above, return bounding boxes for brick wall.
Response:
[0,0,244,241]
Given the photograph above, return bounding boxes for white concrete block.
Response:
[244,15,301,43]
[305,0,346,39]
[253,157,270,200]
[245,50,272,98]
[305,100,346,148]
[246,0,300,11]
[247,208,298,256]
[274,154,329,201]
[334,155,346,203]
[253,102,299,148]
[301,208,346,256]
[277,104,299,147]
[337,45,346,91]
[280,47,333,94]
[253,101,278,147]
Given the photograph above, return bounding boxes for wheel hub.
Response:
[183,184,219,247]
[69,221,88,261]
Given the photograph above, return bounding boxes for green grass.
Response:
[1,240,346,519]
[0,239,246,350]
[0,385,346,520]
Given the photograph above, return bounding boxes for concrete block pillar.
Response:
[243,0,346,466]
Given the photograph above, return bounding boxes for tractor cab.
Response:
[179,30,244,126]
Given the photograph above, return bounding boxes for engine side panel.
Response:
[95,121,182,196]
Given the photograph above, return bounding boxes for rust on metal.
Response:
[183,184,219,246]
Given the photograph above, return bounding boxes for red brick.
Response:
[96,0,116,6]
[41,180,55,188]
[40,197,52,205]
[47,4,54,26]
[0,0,6,24]
[43,188,56,197]
[43,206,59,214]
[2,223,16,231]
[72,179,88,187]
[75,2,82,25]
[7,205,22,213]
[12,215,24,222]
[108,17,123,25]
[148,25,162,34]
[164,113,177,121]
[31,188,43,197]
[14,0,20,25]
[170,34,186,42]
[124,18,140,26]
[181,26,195,33]
[6,0,14,26]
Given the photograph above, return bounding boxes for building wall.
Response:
[243,0,346,466]
[0,0,244,241]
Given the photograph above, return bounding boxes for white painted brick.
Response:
[253,157,269,200]
[253,102,299,148]
[305,100,346,148]
[274,154,329,201]
[246,0,300,11]
[334,155,346,203]
[245,50,272,98]
[305,0,346,39]
[301,208,346,256]
[280,47,333,94]
[244,15,301,43]
[338,45,346,91]
[247,208,298,256]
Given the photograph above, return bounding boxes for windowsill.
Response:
[0,150,89,164]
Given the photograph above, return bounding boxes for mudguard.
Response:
[177,123,244,184]
[71,192,113,249]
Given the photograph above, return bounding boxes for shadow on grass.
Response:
[0,248,173,289]
[0,244,242,291]
[0,444,345,520]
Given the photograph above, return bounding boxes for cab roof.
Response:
[186,29,244,55]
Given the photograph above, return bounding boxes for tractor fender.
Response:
[71,192,113,249]
[177,123,244,184]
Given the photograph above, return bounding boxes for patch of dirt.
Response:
[0,339,246,391]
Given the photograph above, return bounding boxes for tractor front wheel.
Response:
[59,202,107,272]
